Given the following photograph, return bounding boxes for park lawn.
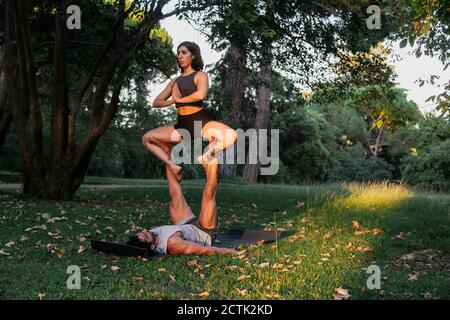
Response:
[0,179,449,300]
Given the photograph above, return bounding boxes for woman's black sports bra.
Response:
[174,71,203,108]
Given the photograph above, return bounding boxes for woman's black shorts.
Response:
[174,108,214,139]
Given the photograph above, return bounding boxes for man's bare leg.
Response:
[198,157,219,230]
[159,143,194,224]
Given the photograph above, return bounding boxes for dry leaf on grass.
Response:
[78,245,85,254]
[169,275,176,282]
[391,232,405,240]
[110,266,120,272]
[0,249,10,256]
[258,262,270,269]
[38,293,46,300]
[408,272,419,282]
[5,241,15,247]
[191,292,209,297]
[225,265,238,270]
[133,276,145,282]
[333,287,351,300]
[352,221,362,229]
[236,288,247,296]
[236,275,250,281]
[295,201,305,208]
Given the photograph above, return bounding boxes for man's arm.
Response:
[167,234,237,255]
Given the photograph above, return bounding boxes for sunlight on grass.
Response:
[336,180,414,211]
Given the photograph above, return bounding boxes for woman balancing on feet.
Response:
[142,41,238,181]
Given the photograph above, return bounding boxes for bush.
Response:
[328,156,393,182]
[401,140,450,192]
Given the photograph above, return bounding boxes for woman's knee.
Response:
[142,132,156,146]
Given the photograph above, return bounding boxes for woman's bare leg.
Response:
[197,121,238,165]
[142,126,184,181]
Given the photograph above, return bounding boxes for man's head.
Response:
[127,229,157,255]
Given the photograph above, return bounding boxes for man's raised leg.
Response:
[160,143,194,224]
[198,158,219,230]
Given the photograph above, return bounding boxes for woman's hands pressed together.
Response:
[171,82,182,103]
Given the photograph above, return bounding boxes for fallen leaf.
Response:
[0,249,10,256]
[111,266,120,272]
[55,248,65,257]
[236,288,247,296]
[272,263,284,269]
[38,293,45,300]
[169,275,176,282]
[188,260,199,267]
[352,221,362,229]
[191,291,209,297]
[391,232,405,240]
[258,262,270,269]
[158,268,167,272]
[422,292,432,299]
[371,228,383,235]
[78,245,85,254]
[408,272,418,282]
[133,276,145,282]
[295,201,305,208]
[225,265,238,270]
[5,241,15,247]
[333,287,351,300]
[236,275,250,281]
[20,236,29,241]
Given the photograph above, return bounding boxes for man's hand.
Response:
[216,247,239,255]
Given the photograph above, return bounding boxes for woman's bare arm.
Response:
[172,72,208,104]
[152,78,177,108]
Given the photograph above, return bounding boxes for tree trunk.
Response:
[220,44,247,177]
[0,66,12,150]
[243,44,273,182]
[3,0,130,199]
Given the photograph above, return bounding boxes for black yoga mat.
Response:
[90,240,150,259]
[214,229,285,248]
[91,229,285,257]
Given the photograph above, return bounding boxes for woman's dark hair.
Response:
[177,41,204,71]
[127,234,155,255]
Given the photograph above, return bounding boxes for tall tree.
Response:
[395,0,449,120]
[242,0,405,182]
[3,0,190,199]
[183,0,258,177]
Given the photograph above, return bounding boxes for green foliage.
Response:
[328,156,394,182]
[401,140,450,192]
[400,114,450,192]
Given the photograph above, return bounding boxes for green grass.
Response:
[0,179,449,300]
